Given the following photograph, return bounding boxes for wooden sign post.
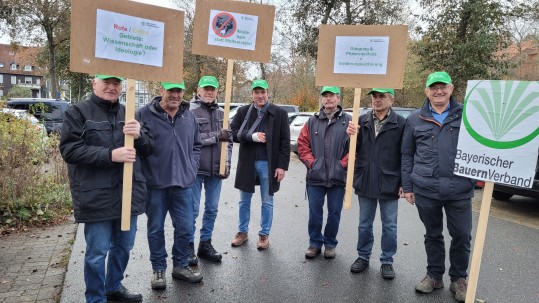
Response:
[192,0,276,175]
[315,24,408,209]
[71,0,185,230]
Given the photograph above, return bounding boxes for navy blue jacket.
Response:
[354,109,405,199]
[138,97,201,189]
[401,98,474,200]
[60,94,154,223]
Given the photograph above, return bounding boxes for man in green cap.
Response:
[60,74,154,303]
[346,88,405,279]
[188,76,233,266]
[401,71,473,302]
[138,80,203,289]
[229,79,290,250]
[297,86,351,260]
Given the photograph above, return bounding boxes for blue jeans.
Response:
[357,197,398,264]
[238,160,273,235]
[306,185,345,248]
[191,175,222,242]
[415,193,472,281]
[146,187,193,269]
[83,216,137,303]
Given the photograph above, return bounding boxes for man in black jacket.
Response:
[188,76,233,266]
[229,79,290,250]
[346,88,405,280]
[60,74,153,303]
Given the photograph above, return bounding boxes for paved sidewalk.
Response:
[0,218,77,303]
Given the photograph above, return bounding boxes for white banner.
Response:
[207,10,258,51]
[333,36,389,74]
[454,80,539,188]
[95,9,165,67]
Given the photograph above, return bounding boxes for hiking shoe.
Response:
[105,285,142,302]
[415,275,444,293]
[172,266,203,283]
[257,234,269,250]
[198,239,222,262]
[449,278,468,302]
[231,232,248,247]
[188,242,198,266]
[324,247,336,259]
[350,257,369,273]
[151,270,166,290]
[304,246,321,259]
[380,264,395,279]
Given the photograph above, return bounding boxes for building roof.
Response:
[0,44,45,77]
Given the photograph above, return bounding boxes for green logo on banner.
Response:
[463,81,539,149]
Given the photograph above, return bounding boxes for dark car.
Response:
[7,98,70,134]
[275,104,300,113]
[343,106,416,118]
[491,153,539,201]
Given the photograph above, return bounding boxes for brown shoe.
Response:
[257,234,269,250]
[323,247,336,259]
[304,246,321,259]
[231,232,248,247]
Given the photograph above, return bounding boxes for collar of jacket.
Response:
[419,97,462,123]
[362,108,398,128]
[191,95,219,109]
[315,105,344,119]
[147,96,190,118]
[90,93,120,112]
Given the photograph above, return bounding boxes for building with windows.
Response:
[0,44,45,98]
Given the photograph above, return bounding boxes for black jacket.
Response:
[230,102,290,195]
[60,94,153,223]
[354,109,405,199]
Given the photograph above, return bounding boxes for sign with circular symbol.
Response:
[212,12,236,38]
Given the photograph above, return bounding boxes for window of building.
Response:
[0,74,3,83]
[36,78,40,85]
[0,90,3,97]
[0,62,4,68]
[24,65,32,71]
[10,63,17,70]
[25,77,32,84]
[11,76,16,84]
[8,51,14,56]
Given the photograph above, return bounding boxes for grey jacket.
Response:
[401,98,474,200]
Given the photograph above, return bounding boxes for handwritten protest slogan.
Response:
[333,36,389,74]
[207,10,258,51]
[95,9,165,67]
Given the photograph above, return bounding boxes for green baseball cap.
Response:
[320,86,340,95]
[251,79,268,90]
[162,81,185,90]
[198,76,219,88]
[367,88,395,96]
[426,71,452,87]
[95,74,125,81]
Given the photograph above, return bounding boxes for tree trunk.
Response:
[259,62,266,79]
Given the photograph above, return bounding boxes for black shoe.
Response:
[350,257,369,273]
[106,285,142,302]
[381,263,395,279]
[197,239,222,262]
[188,242,198,266]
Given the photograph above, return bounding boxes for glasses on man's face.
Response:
[429,84,449,92]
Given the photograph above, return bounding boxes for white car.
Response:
[289,112,315,154]
[1,108,47,135]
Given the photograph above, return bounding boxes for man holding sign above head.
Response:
[298,86,351,260]
[188,76,233,266]
[229,79,290,250]
[60,74,153,303]
[346,88,405,279]
[138,81,203,289]
[401,72,474,302]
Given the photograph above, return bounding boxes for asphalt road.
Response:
[61,147,539,303]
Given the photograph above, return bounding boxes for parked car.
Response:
[1,108,47,137]
[276,104,300,113]
[7,98,70,134]
[491,153,539,201]
[343,106,416,118]
[289,112,315,154]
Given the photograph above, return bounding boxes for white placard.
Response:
[207,10,258,51]
[333,36,389,74]
[454,80,539,188]
[95,9,165,67]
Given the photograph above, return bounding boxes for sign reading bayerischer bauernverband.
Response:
[454,80,539,188]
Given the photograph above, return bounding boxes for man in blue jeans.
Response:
[188,76,233,265]
[401,72,474,302]
[60,74,154,303]
[346,88,405,279]
[297,86,351,259]
[229,79,290,250]
[138,81,202,290]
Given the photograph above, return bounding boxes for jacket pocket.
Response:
[449,120,461,148]
[411,166,437,192]
[82,121,112,147]
[79,176,114,212]
[331,158,347,184]
[379,167,400,195]
[353,162,368,191]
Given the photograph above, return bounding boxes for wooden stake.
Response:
[344,88,362,209]
[219,59,234,175]
[466,181,494,303]
[121,79,136,231]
